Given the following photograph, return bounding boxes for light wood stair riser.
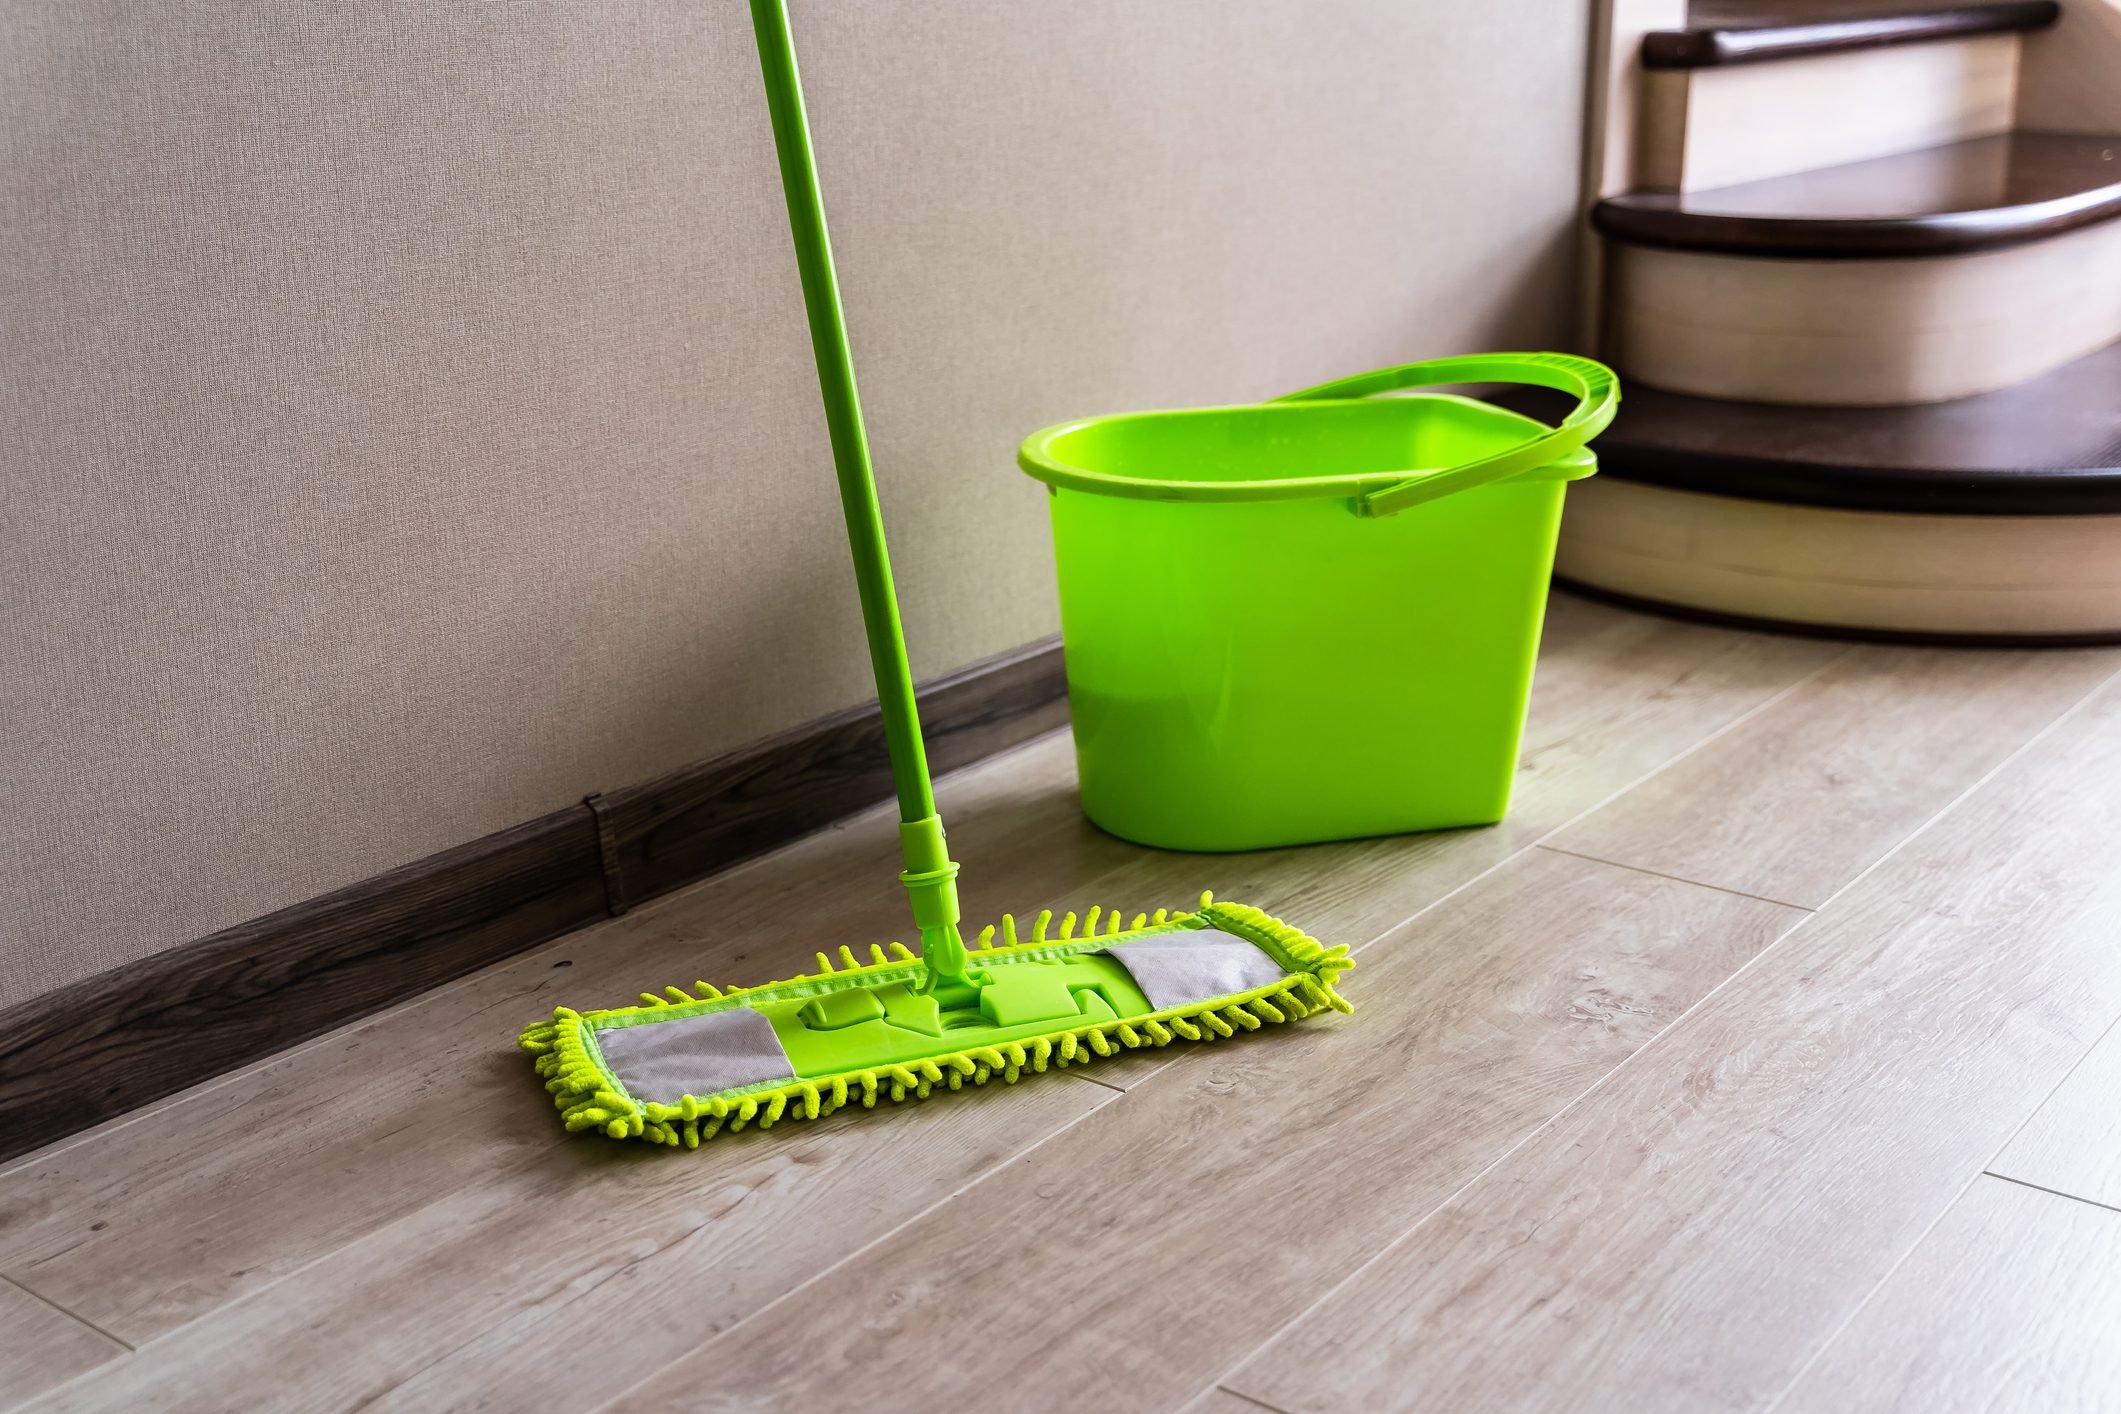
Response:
[1557,478,2121,638]
[1639,34,2020,192]
[1606,216,2121,406]
[2020,0,2121,134]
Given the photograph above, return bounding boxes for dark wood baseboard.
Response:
[0,639,1069,1165]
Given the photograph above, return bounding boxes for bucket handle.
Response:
[1277,352,1619,518]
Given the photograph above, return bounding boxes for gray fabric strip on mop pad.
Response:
[592,1006,794,1105]
[1103,928,1294,1012]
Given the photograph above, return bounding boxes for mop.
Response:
[517,0,1351,1147]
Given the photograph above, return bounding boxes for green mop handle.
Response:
[750,0,966,986]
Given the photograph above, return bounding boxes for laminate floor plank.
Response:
[27,1082,1111,1414]
[1989,1017,2121,1212]
[1549,645,2118,907]
[0,733,1108,1344]
[1223,672,2121,1414]
[1,599,1839,1411]
[0,1280,124,1413]
[590,850,1805,1413]
[1776,1177,2121,1414]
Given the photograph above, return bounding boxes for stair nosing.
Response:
[1594,133,2121,260]
[1593,446,2121,516]
[1496,341,2121,518]
[1642,1,2058,70]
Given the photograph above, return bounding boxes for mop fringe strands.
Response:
[520,894,1351,1147]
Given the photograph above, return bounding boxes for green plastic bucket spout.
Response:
[1016,353,1619,853]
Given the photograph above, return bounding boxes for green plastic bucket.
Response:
[1016,353,1619,852]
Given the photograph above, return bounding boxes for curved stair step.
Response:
[1599,135,2121,405]
[1596,131,2121,258]
[1644,0,2058,70]
[1518,342,2121,641]
[1579,338,2121,516]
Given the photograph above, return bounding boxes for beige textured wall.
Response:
[0,0,1590,1008]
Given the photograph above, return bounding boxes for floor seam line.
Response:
[1981,1170,2121,1218]
[1211,901,1818,1407]
[1332,651,1847,970]
[1211,659,2121,1407]
[1,1270,133,1353]
[1533,845,1815,911]
[63,1133,579,1369]
[583,1083,1127,1414]
[1756,1167,1994,1414]
[1764,1004,2121,1414]
[1198,654,1862,1401]
[1069,1072,1131,1094]
[1538,644,1855,821]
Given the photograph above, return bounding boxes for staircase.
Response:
[1565,0,2121,641]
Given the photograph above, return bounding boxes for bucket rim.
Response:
[1016,393,1594,506]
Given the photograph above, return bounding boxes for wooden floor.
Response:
[8,593,2121,1413]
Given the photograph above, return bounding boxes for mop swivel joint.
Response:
[898,814,965,988]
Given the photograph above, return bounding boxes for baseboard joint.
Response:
[582,792,630,918]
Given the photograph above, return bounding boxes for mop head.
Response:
[519,894,1352,1147]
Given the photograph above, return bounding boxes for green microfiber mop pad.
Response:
[519,895,1351,1148]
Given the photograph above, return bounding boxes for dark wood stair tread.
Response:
[1499,341,2121,515]
[1645,0,2057,68]
[1594,132,2121,258]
